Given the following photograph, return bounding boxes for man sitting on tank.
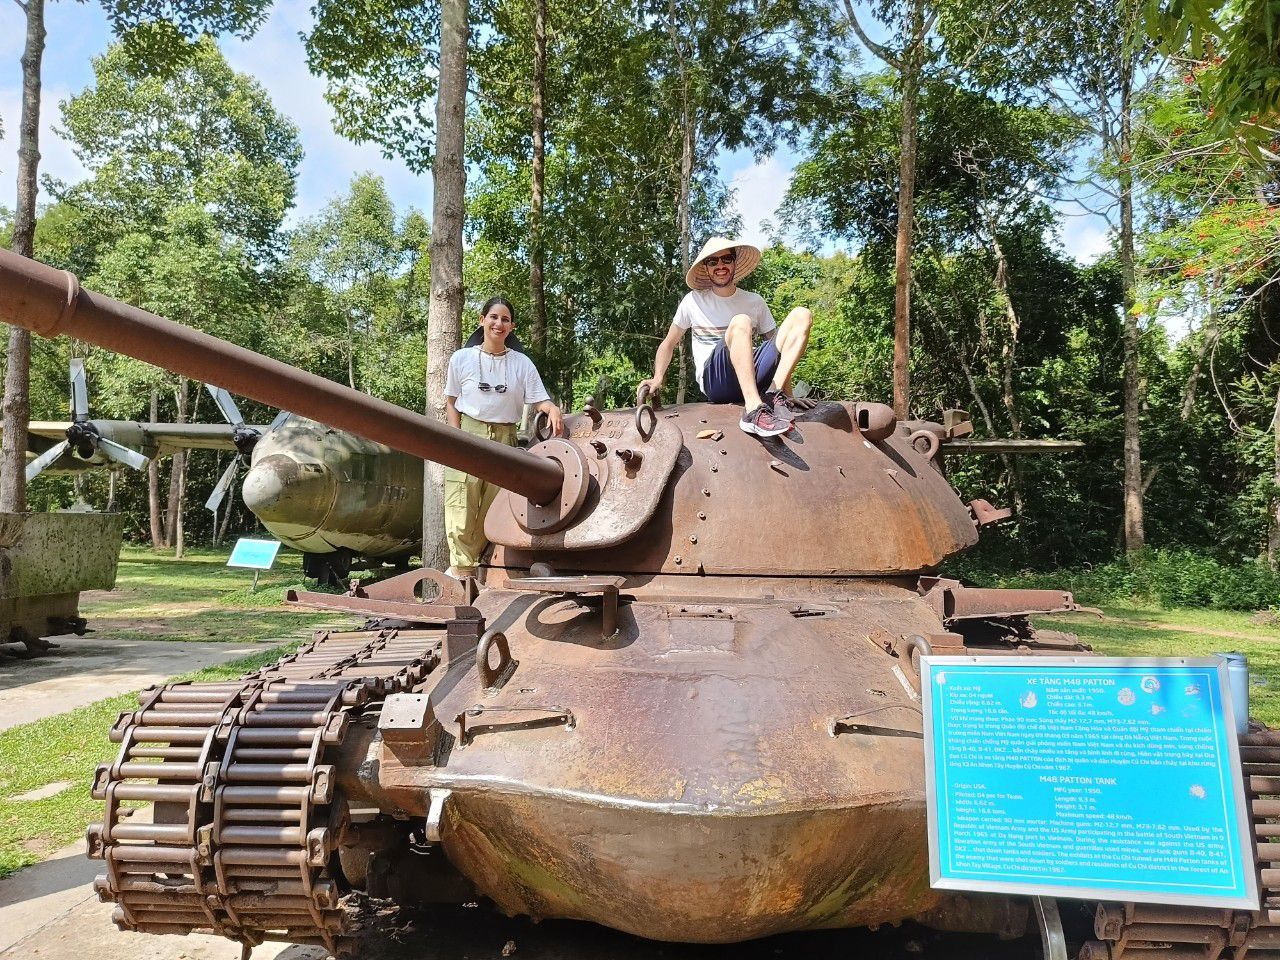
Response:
[639,237,813,437]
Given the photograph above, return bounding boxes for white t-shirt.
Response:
[445,347,551,424]
[673,288,777,390]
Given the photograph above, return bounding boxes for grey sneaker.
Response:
[740,404,790,437]
[764,389,796,423]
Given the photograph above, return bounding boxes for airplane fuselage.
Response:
[241,416,423,561]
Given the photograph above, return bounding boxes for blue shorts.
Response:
[701,339,781,404]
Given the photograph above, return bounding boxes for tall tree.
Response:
[837,0,930,417]
[288,174,430,408]
[0,0,47,513]
[307,2,469,570]
[56,37,298,547]
[529,0,547,350]
[1038,0,1153,551]
[424,0,470,569]
[0,1,271,514]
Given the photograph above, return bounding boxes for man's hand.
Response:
[637,377,663,401]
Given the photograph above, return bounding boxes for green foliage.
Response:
[285,174,431,408]
[1145,0,1280,143]
[57,36,301,263]
[304,3,440,172]
[963,549,1280,610]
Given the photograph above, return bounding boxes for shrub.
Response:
[952,549,1280,611]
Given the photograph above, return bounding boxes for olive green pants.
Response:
[445,414,518,570]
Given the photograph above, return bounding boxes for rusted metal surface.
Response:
[0,250,564,505]
[495,401,980,575]
[917,577,1081,621]
[348,579,1091,943]
[287,568,480,620]
[0,245,1243,953]
[87,627,446,953]
[485,407,684,553]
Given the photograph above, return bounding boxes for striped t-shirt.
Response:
[673,288,777,390]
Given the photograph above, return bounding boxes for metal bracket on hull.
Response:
[503,575,625,639]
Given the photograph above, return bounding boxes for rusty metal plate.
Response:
[496,402,980,576]
[486,412,683,551]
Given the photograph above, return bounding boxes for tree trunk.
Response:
[529,0,547,351]
[891,0,925,420]
[1270,383,1280,568]
[422,0,469,571]
[217,484,236,545]
[1117,69,1144,554]
[0,0,46,513]
[106,470,117,513]
[165,378,189,551]
[986,219,1025,515]
[148,390,164,549]
[667,0,695,406]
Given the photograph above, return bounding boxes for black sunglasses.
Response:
[704,253,737,267]
[478,382,507,393]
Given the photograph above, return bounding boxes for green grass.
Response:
[0,641,304,879]
[81,546,348,643]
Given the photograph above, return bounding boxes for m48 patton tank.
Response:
[3,248,1279,960]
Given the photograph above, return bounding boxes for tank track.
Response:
[86,626,446,955]
[1078,730,1280,959]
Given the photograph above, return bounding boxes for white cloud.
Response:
[728,153,791,248]
[1060,217,1113,265]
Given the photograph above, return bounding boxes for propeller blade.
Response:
[25,440,70,482]
[206,384,244,426]
[69,359,89,420]
[269,410,292,431]
[205,459,239,513]
[98,438,150,472]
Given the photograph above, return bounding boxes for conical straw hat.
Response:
[685,237,762,290]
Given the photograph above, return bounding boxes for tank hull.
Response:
[368,578,994,941]
[442,789,933,942]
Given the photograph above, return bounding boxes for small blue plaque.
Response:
[923,656,1257,909]
[227,538,282,571]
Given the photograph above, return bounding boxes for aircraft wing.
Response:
[141,423,275,453]
[942,439,1084,455]
[28,420,72,440]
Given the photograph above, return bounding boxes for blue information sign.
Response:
[227,538,282,571]
[922,656,1257,909]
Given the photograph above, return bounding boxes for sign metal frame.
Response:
[921,655,1258,910]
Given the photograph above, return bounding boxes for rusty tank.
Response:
[3,248,1279,960]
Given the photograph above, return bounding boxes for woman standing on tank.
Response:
[443,297,563,580]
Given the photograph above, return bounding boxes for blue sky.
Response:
[0,2,1109,263]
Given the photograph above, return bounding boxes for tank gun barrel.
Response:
[0,250,565,505]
